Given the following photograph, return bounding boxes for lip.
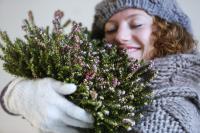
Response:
[126,46,140,49]
[120,45,141,50]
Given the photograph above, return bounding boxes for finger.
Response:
[54,126,80,133]
[60,111,93,128]
[56,96,94,124]
[38,129,52,133]
[47,121,82,133]
[55,83,77,95]
[45,78,77,95]
[48,107,93,128]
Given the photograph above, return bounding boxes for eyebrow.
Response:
[126,14,141,19]
[106,20,116,24]
[107,14,142,23]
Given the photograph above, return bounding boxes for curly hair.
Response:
[151,16,197,59]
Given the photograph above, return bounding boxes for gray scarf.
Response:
[131,51,200,133]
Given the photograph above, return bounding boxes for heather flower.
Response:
[90,90,98,100]
[54,10,64,19]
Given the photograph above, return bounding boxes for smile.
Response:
[125,46,141,52]
[118,45,141,52]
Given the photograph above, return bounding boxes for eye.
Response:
[105,27,117,34]
[104,23,117,34]
[129,19,143,29]
[130,24,142,29]
[105,28,117,34]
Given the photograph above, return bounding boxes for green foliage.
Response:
[0,10,155,133]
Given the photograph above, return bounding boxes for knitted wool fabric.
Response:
[91,0,192,39]
[129,51,200,133]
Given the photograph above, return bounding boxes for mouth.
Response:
[121,45,141,52]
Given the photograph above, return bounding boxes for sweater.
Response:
[131,52,200,133]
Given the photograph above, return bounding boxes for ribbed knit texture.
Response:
[91,0,192,39]
[130,51,200,133]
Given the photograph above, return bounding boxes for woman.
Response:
[1,0,200,133]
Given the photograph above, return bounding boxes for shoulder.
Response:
[138,51,200,133]
[131,95,200,133]
[150,51,200,89]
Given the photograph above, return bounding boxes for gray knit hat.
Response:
[91,0,192,39]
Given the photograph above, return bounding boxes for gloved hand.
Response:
[3,78,94,133]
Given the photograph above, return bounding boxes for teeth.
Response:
[120,45,141,50]
[127,46,140,49]
[128,47,140,49]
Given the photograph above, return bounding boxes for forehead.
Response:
[108,8,152,21]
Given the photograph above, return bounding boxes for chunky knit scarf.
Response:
[131,52,200,133]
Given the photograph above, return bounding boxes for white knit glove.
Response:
[3,78,94,133]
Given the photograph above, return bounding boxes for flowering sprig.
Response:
[0,10,155,133]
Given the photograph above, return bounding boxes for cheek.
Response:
[136,27,152,47]
[136,28,154,59]
[137,28,152,45]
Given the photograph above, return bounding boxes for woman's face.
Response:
[104,8,155,60]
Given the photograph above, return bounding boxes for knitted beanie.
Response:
[91,0,192,39]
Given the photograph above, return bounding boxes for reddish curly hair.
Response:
[151,17,197,59]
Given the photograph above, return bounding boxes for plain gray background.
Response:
[0,0,199,133]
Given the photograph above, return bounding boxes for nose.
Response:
[115,23,132,44]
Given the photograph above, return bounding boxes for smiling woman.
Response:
[90,0,200,132]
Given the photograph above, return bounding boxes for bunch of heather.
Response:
[0,10,155,133]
